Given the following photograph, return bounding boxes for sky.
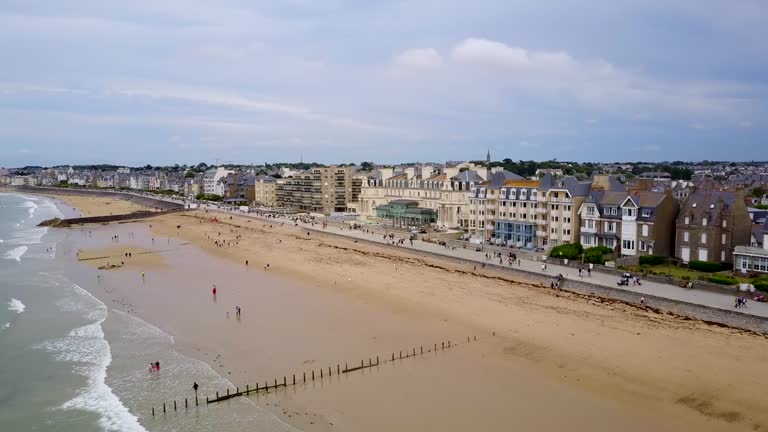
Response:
[0,0,766,167]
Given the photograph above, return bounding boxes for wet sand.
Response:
[49,197,768,432]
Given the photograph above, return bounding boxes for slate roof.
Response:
[676,190,737,226]
[451,170,484,183]
[485,170,524,187]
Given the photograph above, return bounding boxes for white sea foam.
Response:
[38,284,148,432]
[8,227,48,245]
[1,322,10,332]
[8,298,26,313]
[4,246,28,261]
[20,200,38,218]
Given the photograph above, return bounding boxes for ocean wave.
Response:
[8,298,26,313]
[38,284,148,432]
[7,227,48,245]
[19,200,39,218]
[1,322,9,332]
[4,246,28,261]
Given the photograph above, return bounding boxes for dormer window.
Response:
[641,210,651,217]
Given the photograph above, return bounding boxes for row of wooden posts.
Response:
[151,336,482,417]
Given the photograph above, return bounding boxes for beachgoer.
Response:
[155,361,160,371]
[193,382,199,392]
[245,260,249,267]
[212,286,217,296]
[640,296,645,305]
[149,363,155,373]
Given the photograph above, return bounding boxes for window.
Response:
[606,222,616,233]
[683,231,689,242]
[701,233,707,243]
[721,251,726,261]
[586,206,595,216]
[639,241,646,251]
[702,217,707,226]
[623,208,636,217]
[605,238,615,248]
[611,208,617,215]
[564,217,571,224]
[684,216,689,224]
[551,228,556,234]
[642,225,648,236]
[698,248,708,261]
[722,233,726,245]
[722,220,727,228]
[642,210,651,217]
[622,240,635,250]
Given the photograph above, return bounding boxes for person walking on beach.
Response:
[193,382,199,394]
[155,361,160,371]
[212,285,217,297]
[149,363,155,374]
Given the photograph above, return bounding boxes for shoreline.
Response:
[44,194,768,432]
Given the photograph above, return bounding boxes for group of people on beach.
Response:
[148,361,161,374]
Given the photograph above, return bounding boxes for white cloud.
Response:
[393,48,443,69]
[451,38,574,72]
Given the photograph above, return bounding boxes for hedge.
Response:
[549,243,584,260]
[583,246,613,264]
[688,260,722,273]
[754,281,768,292]
[195,193,223,202]
[707,275,738,285]
[639,255,666,266]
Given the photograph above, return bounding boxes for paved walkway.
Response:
[203,207,768,319]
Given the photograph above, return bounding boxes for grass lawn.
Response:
[627,264,764,286]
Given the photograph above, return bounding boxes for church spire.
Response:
[486,149,491,165]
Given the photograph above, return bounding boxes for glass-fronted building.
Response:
[494,221,536,248]
[375,199,436,227]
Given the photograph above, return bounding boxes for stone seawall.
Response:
[14,186,184,210]
[41,209,185,227]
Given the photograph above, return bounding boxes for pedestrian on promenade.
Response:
[640,296,645,305]
[212,285,217,297]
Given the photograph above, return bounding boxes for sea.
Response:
[0,192,299,432]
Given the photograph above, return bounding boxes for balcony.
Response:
[536,207,547,214]
[581,226,597,233]
[536,230,548,237]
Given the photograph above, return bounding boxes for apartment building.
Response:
[202,167,234,195]
[539,174,593,248]
[253,176,277,207]
[276,165,360,215]
[466,170,526,241]
[494,180,542,248]
[579,190,679,257]
[675,189,751,263]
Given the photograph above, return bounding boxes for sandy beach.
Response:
[37,192,153,217]
[53,195,768,432]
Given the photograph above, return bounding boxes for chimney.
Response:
[379,167,394,181]
[421,166,434,179]
[405,167,415,179]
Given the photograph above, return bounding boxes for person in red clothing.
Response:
[212,285,217,297]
